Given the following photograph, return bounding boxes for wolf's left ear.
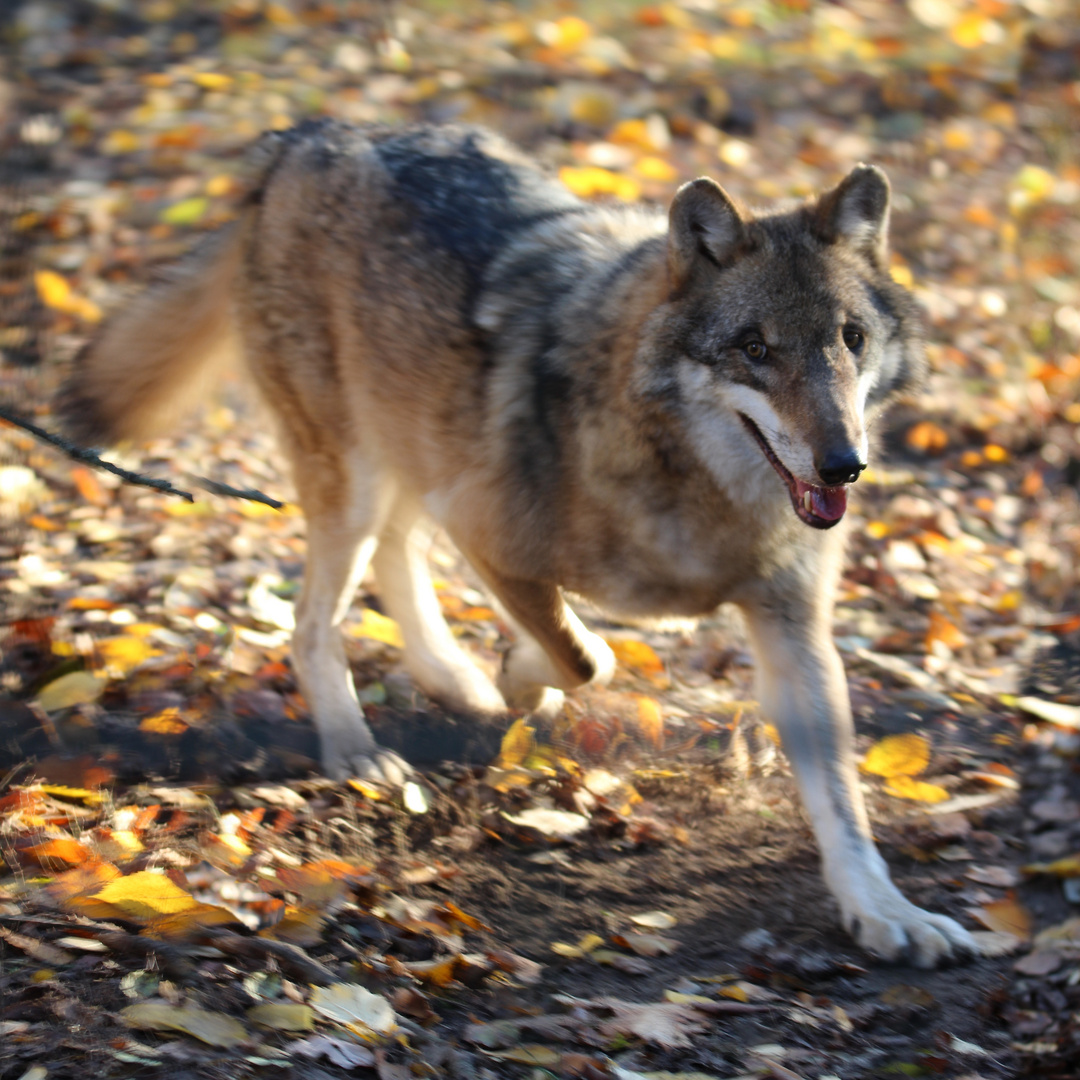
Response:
[668,177,746,290]
[815,164,891,266]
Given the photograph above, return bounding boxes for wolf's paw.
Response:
[344,748,414,787]
[413,657,506,716]
[318,723,414,786]
[839,877,976,968]
[499,632,615,708]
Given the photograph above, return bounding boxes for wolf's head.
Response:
[650,165,925,530]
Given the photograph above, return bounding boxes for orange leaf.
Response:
[70,466,108,506]
[905,421,948,455]
[925,612,966,652]
[607,639,669,687]
[972,895,1031,940]
[23,837,94,868]
[41,860,121,903]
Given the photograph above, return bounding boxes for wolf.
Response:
[58,120,975,966]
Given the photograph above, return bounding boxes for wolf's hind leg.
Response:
[463,560,615,716]
[291,458,411,784]
[372,499,506,715]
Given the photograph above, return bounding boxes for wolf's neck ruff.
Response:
[737,413,848,528]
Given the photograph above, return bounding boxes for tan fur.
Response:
[59,224,243,445]
[58,122,973,968]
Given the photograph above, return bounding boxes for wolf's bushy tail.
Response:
[56,220,245,446]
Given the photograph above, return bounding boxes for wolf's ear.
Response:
[668,178,746,289]
[816,164,891,265]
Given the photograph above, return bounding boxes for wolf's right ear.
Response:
[668,178,746,290]
[815,164,891,266]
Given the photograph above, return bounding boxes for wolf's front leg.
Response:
[739,583,975,967]
[463,557,615,717]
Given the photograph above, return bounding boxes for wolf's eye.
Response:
[843,327,864,352]
[743,341,767,361]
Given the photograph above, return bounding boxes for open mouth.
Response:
[738,414,848,530]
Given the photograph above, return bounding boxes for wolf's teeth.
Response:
[803,490,812,512]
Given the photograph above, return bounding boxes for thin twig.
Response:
[0,404,195,501]
[1,404,285,509]
[187,474,283,510]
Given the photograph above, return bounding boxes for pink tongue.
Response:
[795,480,848,521]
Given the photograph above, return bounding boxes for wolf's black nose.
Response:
[817,451,866,487]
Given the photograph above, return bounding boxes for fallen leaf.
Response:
[970,895,1031,940]
[1014,950,1063,977]
[861,733,931,778]
[289,1034,376,1068]
[636,695,664,747]
[0,927,74,966]
[247,1003,316,1031]
[348,607,404,648]
[487,1046,562,1066]
[309,983,396,1035]
[607,639,669,687]
[35,671,108,712]
[503,808,589,839]
[966,865,1021,887]
[630,910,677,930]
[883,776,951,803]
[121,1003,247,1047]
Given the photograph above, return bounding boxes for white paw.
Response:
[835,873,976,968]
[412,656,506,716]
[318,720,413,786]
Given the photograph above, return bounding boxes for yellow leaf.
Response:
[98,635,161,675]
[159,197,208,226]
[192,72,233,90]
[635,695,664,748]
[35,671,107,712]
[139,708,189,735]
[883,776,950,803]
[861,733,931,778]
[950,13,993,49]
[34,269,71,309]
[1023,855,1080,877]
[101,129,140,155]
[121,1003,247,1047]
[890,263,914,288]
[633,156,678,182]
[87,871,199,918]
[247,1003,315,1031]
[495,718,536,769]
[206,174,234,197]
[552,942,585,958]
[37,785,106,806]
[348,608,404,648]
[577,932,605,953]
[718,984,749,1001]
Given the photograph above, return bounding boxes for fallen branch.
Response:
[204,929,343,985]
[187,474,283,510]
[1,404,283,509]
[0,404,194,502]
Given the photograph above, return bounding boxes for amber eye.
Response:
[843,327,864,352]
[743,341,767,361]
